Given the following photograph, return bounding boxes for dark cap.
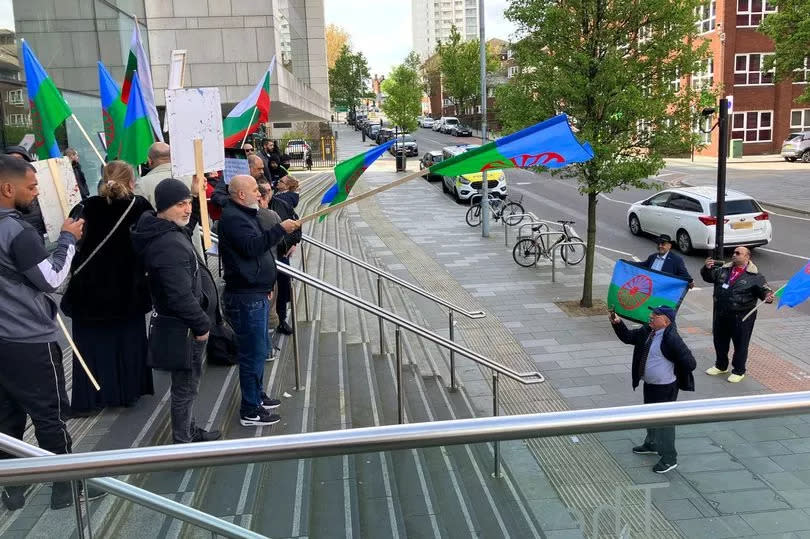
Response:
[649,305,676,323]
[656,234,672,245]
[5,146,34,162]
[154,178,191,213]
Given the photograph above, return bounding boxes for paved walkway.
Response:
[337,125,810,537]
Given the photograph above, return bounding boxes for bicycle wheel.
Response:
[560,236,585,265]
[502,202,525,226]
[512,238,540,267]
[465,204,482,227]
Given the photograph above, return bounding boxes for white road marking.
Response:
[599,193,633,205]
[762,207,810,222]
[595,244,641,262]
[759,247,809,261]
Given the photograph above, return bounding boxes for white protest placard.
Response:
[224,157,250,184]
[32,157,82,242]
[165,88,225,177]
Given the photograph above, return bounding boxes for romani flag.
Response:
[319,139,395,221]
[428,114,594,177]
[607,260,690,324]
[21,40,72,160]
[118,72,155,167]
[774,260,810,309]
[98,61,125,161]
[223,56,276,148]
[121,23,163,142]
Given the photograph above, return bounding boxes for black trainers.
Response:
[632,444,658,455]
[191,427,222,442]
[276,320,294,335]
[1,487,25,511]
[261,392,281,410]
[50,483,107,510]
[653,460,678,474]
[240,408,281,427]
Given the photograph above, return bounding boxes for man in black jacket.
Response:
[268,178,300,335]
[701,247,773,383]
[640,235,693,288]
[218,175,299,427]
[610,306,696,474]
[131,178,221,444]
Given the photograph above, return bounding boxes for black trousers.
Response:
[276,256,292,322]
[713,309,757,375]
[643,382,679,464]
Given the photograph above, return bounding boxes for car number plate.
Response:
[731,221,753,230]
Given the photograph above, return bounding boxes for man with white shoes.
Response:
[701,247,773,383]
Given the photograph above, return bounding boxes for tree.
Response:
[381,53,422,134]
[500,0,708,307]
[328,45,371,114]
[437,26,498,115]
[326,24,351,70]
[760,0,810,102]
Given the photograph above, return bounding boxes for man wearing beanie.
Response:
[609,305,696,473]
[218,174,300,427]
[132,177,221,443]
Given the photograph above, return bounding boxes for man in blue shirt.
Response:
[641,235,693,289]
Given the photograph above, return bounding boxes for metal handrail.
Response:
[0,435,263,539]
[2,391,809,484]
[277,261,542,385]
[301,234,486,320]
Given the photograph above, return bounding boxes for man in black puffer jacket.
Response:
[611,306,696,474]
[132,178,221,444]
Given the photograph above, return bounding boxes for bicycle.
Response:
[512,220,585,267]
[465,194,525,227]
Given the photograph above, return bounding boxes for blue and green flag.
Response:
[774,260,810,309]
[607,260,690,324]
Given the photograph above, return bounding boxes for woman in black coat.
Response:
[61,160,155,413]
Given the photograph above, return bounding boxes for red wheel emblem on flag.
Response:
[804,261,810,275]
[617,275,653,310]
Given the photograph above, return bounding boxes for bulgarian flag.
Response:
[428,114,594,176]
[607,260,690,324]
[318,139,395,221]
[223,56,276,148]
[121,23,163,142]
[118,72,155,167]
[98,61,125,161]
[21,40,72,160]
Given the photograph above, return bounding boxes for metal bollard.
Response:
[448,310,457,391]
[492,371,501,478]
[396,326,403,424]
[377,276,385,355]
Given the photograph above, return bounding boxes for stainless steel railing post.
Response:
[72,481,86,538]
[492,371,501,478]
[448,310,457,392]
[396,326,404,424]
[377,276,385,355]
[290,284,302,390]
[300,251,310,321]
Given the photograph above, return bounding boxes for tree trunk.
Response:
[580,191,598,308]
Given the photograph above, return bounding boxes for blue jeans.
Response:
[223,293,269,416]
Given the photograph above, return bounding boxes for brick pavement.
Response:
[333,124,810,537]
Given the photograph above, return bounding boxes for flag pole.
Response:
[741,284,784,321]
[301,168,429,223]
[70,114,106,165]
[57,314,101,391]
[240,108,258,148]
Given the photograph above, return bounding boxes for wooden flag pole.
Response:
[741,284,784,321]
[193,138,213,249]
[300,167,429,223]
[70,114,106,165]
[240,108,258,148]
[57,314,100,391]
[46,158,70,220]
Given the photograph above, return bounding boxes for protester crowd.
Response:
[0,138,301,511]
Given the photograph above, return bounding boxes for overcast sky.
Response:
[324,0,517,76]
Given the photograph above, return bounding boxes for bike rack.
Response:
[550,240,587,283]
[513,230,564,267]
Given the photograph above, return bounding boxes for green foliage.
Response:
[328,45,371,112]
[501,0,708,306]
[381,55,422,134]
[760,0,810,102]
[437,26,499,113]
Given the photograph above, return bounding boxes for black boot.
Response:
[1,486,25,511]
[51,482,107,510]
[276,320,294,335]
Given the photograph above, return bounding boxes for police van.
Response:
[440,145,508,203]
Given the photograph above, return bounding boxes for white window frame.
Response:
[734,53,774,86]
[638,25,652,46]
[731,110,773,143]
[7,89,23,105]
[793,58,810,84]
[691,58,714,89]
[790,109,810,131]
[696,1,716,34]
[693,116,712,145]
[507,65,519,78]
[670,68,681,92]
[737,0,777,27]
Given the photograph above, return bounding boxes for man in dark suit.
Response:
[641,235,694,289]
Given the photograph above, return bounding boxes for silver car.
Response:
[781,132,810,162]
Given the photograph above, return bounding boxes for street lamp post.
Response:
[714,97,729,261]
[479,0,489,237]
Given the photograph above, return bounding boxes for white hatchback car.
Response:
[627,186,772,254]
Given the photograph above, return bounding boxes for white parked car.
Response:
[421,117,435,128]
[432,118,444,132]
[626,186,772,254]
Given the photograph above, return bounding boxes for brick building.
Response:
[693,0,808,156]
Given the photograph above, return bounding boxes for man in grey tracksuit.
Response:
[0,155,103,511]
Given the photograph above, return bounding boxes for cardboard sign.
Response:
[165,87,225,177]
[32,157,82,242]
